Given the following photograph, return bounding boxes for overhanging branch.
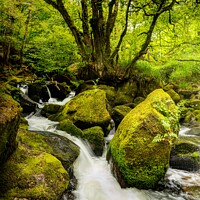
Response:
[126,0,176,74]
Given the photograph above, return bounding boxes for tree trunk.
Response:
[19,9,32,66]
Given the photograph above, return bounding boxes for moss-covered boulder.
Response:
[170,140,200,172]
[112,105,132,128]
[82,126,105,156]
[107,89,179,189]
[17,129,80,170]
[58,120,104,156]
[0,126,80,199]
[0,145,69,199]
[58,119,83,138]
[166,89,181,103]
[0,93,21,165]
[41,103,63,118]
[183,109,200,126]
[51,89,111,132]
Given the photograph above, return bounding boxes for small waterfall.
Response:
[18,82,28,95]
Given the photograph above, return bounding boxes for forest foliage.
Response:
[0,0,200,84]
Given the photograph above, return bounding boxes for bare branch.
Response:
[110,0,131,61]
[125,0,177,74]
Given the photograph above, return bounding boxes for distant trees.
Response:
[0,0,79,72]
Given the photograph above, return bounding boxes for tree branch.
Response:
[125,0,176,74]
[43,0,86,58]
[105,0,119,57]
[110,0,131,61]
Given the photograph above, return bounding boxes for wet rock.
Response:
[46,82,71,100]
[19,92,37,114]
[28,83,49,102]
[170,140,200,172]
[107,89,179,189]
[82,126,105,156]
[41,103,63,118]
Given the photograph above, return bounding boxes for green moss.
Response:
[17,128,79,170]
[58,119,83,137]
[53,89,111,130]
[82,126,104,156]
[166,89,181,103]
[0,93,21,165]
[192,151,199,159]
[0,144,69,199]
[109,89,179,189]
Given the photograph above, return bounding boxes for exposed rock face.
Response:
[107,89,179,189]
[51,89,111,132]
[0,93,21,165]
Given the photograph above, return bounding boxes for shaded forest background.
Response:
[0,0,200,87]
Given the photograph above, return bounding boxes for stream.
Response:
[24,92,200,200]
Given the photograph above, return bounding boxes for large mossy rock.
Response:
[0,128,79,199]
[52,89,111,132]
[107,89,179,189]
[0,93,21,165]
[0,145,69,199]
[17,128,80,170]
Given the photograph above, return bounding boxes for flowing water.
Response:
[24,88,200,200]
